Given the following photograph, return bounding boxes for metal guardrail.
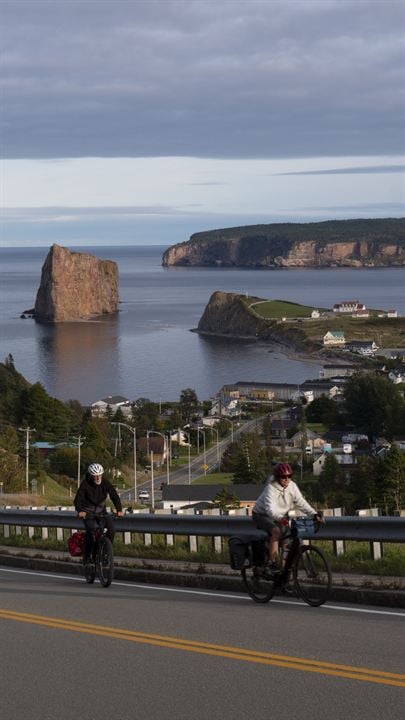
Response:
[0,509,404,542]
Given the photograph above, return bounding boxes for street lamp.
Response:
[72,434,86,488]
[19,426,35,494]
[221,417,234,442]
[147,430,170,485]
[113,423,137,502]
[197,427,207,474]
[182,430,192,484]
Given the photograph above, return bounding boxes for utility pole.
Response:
[19,426,36,493]
[73,435,86,488]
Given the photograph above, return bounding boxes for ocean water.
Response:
[0,245,404,404]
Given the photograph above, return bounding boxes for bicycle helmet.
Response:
[274,462,293,480]
[88,463,104,477]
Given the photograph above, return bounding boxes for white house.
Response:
[311,309,320,319]
[333,301,366,313]
[91,395,132,417]
[347,340,379,355]
[323,331,346,346]
[388,370,405,384]
[387,310,398,318]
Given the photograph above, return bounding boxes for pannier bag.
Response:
[228,536,251,570]
[68,531,86,557]
[228,532,267,570]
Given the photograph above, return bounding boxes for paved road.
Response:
[0,567,404,720]
[121,415,271,502]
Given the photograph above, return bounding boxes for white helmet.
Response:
[88,463,104,477]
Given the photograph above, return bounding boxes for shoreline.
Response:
[192,328,366,370]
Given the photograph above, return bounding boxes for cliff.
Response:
[197,291,268,338]
[162,218,405,268]
[34,244,119,322]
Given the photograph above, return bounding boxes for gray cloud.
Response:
[274,164,405,176]
[1,0,404,159]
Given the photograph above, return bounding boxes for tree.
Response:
[344,373,405,440]
[214,488,241,510]
[318,454,343,506]
[306,396,340,426]
[375,446,405,515]
[231,433,268,484]
[179,388,199,425]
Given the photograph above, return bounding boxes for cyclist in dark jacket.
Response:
[74,463,124,563]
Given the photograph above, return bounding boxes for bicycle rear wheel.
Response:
[96,537,114,587]
[242,567,276,603]
[293,545,331,607]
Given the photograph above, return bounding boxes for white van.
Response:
[138,490,150,502]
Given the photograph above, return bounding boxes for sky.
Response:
[0,0,404,247]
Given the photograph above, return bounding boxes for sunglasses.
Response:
[280,475,292,479]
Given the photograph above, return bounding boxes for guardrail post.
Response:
[213,536,222,553]
[3,524,10,538]
[324,508,345,556]
[56,527,64,542]
[189,536,197,552]
[41,527,49,540]
[123,532,132,545]
[144,533,152,546]
[166,534,174,547]
[357,508,383,560]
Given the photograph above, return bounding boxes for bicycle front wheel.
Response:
[293,545,331,607]
[242,567,276,603]
[96,537,114,587]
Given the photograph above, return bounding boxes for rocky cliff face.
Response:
[197,291,267,337]
[162,219,405,268]
[34,244,119,322]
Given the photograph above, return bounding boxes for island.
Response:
[33,244,119,322]
[162,218,405,268]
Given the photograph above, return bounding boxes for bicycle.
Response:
[240,517,332,607]
[83,514,115,588]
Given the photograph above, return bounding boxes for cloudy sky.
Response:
[1,0,404,247]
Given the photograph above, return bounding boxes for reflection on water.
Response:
[37,316,121,401]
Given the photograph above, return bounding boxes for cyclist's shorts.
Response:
[252,512,276,534]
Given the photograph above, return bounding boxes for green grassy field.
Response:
[249,299,318,319]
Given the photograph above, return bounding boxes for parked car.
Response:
[138,490,150,502]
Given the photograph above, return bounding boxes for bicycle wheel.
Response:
[96,536,114,587]
[242,566,276,603]
[83,559,96,584]
[293,545,332,607]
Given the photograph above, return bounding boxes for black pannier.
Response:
[228,531,267,570]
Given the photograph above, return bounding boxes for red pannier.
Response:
[68,531,86,557]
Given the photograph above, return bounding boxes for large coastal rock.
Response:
[163,218,405,268]
[197,291,266,338]
[34,244,119,322]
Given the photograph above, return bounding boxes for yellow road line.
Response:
[1,609,404,688]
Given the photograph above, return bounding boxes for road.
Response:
[0,567,404,720]
[121,415,269,502]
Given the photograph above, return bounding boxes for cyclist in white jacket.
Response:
[253,462,323,569]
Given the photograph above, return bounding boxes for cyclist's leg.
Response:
[252,512,278,565]
[83,517,97,562]
[103,514,115,543]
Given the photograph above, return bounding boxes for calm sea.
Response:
[0,245,404,404]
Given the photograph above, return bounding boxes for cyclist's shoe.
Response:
[263,561,280,580]
[280,583,294,596]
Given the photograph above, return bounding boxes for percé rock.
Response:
[162,218,405,268]
[34,244,119,322]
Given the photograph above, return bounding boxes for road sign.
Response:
[201,464,209,470]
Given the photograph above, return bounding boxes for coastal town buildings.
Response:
[323,330,346,346]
